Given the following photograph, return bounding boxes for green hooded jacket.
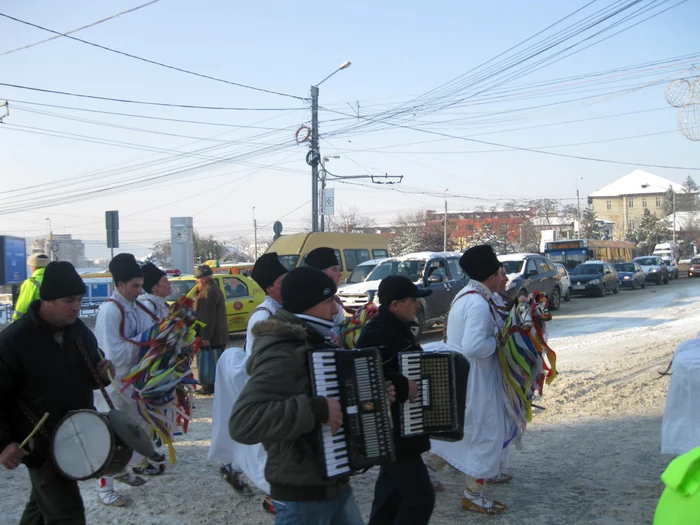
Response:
[12,268,45,322]
[229,309,349,501]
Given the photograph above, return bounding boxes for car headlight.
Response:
[650,268,658,272]
[589,279,600,284]
[624,275,631,280]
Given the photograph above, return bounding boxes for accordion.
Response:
[309,347,396,480]
[398,350,470,442]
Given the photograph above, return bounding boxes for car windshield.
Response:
[614,263,635,272]
[346,264,376,284]
[662,260,672,266]
[635,257,658,266]
[167,279,195,301]
[277,255,300,271]
[571,264,603,275]
[501,260,525,275]
[691,258,700,265]
[367,260,426,282]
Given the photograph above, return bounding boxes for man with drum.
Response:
[94,253,162,507]
[0,261,115,524]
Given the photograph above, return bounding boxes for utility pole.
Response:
[310,85,320,232]
[443,189,449,251]
[673,190,677,244]
[576,176,583,238]
[253,206,258,260]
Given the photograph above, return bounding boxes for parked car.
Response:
[498,253,562,310]
[634,255,669,285]
[569,261,620,297]
[337,251,467,337]
[167,274,264,333]
[689,257,700,277]
[554,263,572,302]
[661,256,679,279]
[338,258,386,289]
[613,262,646,290]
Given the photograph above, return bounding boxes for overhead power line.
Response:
[0,82,304,111]
[0,12,305,101]
[0,0,161,56]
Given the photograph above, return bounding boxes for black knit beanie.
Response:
[282,267,337,314]
[40,261,87,300]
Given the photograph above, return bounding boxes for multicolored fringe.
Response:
[120,296,202,463]
[497,291,557,444]
[333,302,379,349]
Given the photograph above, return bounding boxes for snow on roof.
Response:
[589,170,683,198]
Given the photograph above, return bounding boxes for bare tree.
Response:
[324,207,377,233]
[527,198,561,227]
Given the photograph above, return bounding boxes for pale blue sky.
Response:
[0,0,698,258]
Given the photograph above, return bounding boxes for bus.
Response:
[544,239,637,270]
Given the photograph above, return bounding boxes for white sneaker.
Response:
[98,489,127,507]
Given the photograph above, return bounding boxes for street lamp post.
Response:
[253,206,257,260]
[320,156,340,232]
[45,218,53,261]
[310,61,351,232]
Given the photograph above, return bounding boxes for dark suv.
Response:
[498,253,562,310]
[569,261,619,297]
[337,251,468,337]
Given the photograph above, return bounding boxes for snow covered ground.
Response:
[2,278,698,524]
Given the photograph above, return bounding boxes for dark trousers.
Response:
[20,467,85,525]
[368,456,435,525]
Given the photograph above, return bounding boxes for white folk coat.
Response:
[429,280,513,479]
[662,337,700,455]
[93,291,154,416]
[208,296,280,494]
[138,293,170,321]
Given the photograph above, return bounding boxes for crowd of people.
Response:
[1,244,552,524]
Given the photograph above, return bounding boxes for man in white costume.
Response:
[209,252,287,503]
[305,247,347,326]
[428,245,513,515]
[661,334,700,456]
[138,262,171,321]
[94,253,162,507]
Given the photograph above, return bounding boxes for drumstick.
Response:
[20,412,49,449]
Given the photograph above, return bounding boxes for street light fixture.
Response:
[310,61,352,232]
[443,189,449,251]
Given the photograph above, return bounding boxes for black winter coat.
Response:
[0,301,106,468]
[355,305,431,458]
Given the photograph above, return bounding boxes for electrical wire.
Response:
[0,82,305,111]
[0,1,161,56]
[0,12,305,101]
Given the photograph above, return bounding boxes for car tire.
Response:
[613,281,619,294]
[641,280,646,289]
[549,287,561,311]
[656,276,662,285]
[599,285,606,297]
[564,288,572,302]
[631,280,638,290]
[413,307,425,339]
[663,274,669,285]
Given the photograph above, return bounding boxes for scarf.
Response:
[295,314,335,342]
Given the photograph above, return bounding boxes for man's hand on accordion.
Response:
[327,397,343,435]
[407,380,419,403]
[385,381,396,404]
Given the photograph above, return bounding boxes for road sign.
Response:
[322,188,334,216]
[105,210,119,249]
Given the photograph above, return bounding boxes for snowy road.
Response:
[2,279,699,524]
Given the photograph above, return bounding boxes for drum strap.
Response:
[73,334,116,411]
[17,400,51,440]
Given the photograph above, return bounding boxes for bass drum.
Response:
[52,410,133,481]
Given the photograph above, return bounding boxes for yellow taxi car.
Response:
[167,273,264,333]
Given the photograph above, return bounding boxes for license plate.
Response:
[574,284,585,290]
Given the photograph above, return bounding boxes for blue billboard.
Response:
[0,236,27,285]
